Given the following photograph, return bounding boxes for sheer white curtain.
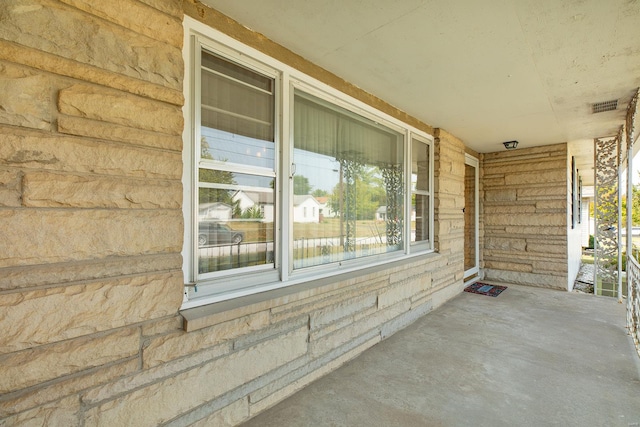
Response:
[294,93,401,165]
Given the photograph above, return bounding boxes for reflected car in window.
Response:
[198,222,245,246]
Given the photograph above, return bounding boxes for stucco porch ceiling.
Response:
[200,0,640,186]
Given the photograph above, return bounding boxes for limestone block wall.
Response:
[0,1,466,425]
[482,143,569,289]
[434,130,466,268]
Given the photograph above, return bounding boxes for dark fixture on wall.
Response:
[503,140,519,150]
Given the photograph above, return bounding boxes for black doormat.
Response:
[464,282,507,297]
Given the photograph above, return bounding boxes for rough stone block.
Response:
[0,253,182,291]
[517,186,566,200]
[0,359,138,418]
[504,226,566,236]
[233,315,308,350]
[57,115,182,151]
[58,0,183,47]
[484,260,533,273]
[0,396,79,427]
[483,204,536,215]
[0,63,51,130]
[526,242,567,255]
[505,170,566,185]
[143,311,270,368]
[485,189,517,202]
[58,84,183,135]
[1,0,183,91]
[0,40,182,106]
[482,177,506,188]
[0,167,22,207]
[0,209,183,268]
[437,178,464,195]
[190,398,249,427]
[488,159,567,175]
[484,213,565,227]
[22,171,182,209]
[536,200,567,211]
[141,315,184,338]
[309,305,378,342]
[83,343,232,406]
[139,0,182,18]
[270,278,387,325]
[310,294,377,330]
[84,327,308,427]
[0,272,183,352]
[310,301,409,357]
[378,276,429,310]
[1,128,182,179]
[484,268,567,289]
[388,264,428,284]
[532,261,568,273]
[485,237,527,251]
[0,328,139,394]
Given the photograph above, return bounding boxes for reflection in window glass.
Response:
[293,91,404,269]
[198,172,274,274]
[198,50,275,276]
[411,138,430,244]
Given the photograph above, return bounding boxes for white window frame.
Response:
[182,16,434,308]
[409,134,435,252]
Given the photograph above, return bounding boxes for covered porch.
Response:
[243,284,640,426]
[3,1,640,425]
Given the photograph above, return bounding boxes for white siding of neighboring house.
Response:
[294,195,321,223]
[316,197,336,218]
[232,191,275,222]
[198,202,232,221]
[376,206,416,222]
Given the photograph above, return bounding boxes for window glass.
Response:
[411,138,430,244]
[198,49,275,277]
[201,50,275,169]
[293,91,404,269]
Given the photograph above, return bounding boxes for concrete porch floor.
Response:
[242,285,640,426]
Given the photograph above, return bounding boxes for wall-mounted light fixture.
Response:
[503,140,519,150]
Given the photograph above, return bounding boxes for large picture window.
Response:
[293,92,404,269]
[183,25,433,305]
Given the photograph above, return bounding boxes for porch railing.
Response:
[626,255,640,358]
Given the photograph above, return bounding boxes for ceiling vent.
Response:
[592,99,618,113]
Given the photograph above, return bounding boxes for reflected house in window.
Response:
[293,195,321,223]
[198,202,233,221]
[232,190,274,222]
[376,206,416,222]
[315,196,336,219]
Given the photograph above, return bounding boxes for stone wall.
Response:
[482,143,569,289]
[0,1,465,425]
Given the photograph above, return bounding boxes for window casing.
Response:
[183,21,434,306]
